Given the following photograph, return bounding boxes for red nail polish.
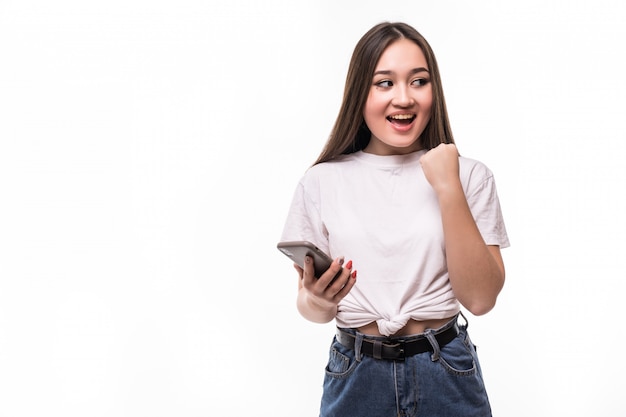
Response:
[351,270,357,279]
[346,260,353,269]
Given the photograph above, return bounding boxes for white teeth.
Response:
[389,114,414,120]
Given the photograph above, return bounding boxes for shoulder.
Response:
[301,153,358,182]
[459,155,494,181]
[457,155,500,198]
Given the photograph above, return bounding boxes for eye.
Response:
[374,80,393,88]
[411,78,430,87]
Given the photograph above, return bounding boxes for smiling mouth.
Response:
[387,114,416,125]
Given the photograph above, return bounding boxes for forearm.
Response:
[294,255,355,324]
[438,183,505,315]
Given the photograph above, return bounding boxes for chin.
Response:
[388,139,421,150]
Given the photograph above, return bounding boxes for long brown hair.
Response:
[314,22,454,165]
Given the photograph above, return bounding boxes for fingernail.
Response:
[351,270,357,279]
[346,260,353,269]
[305,256,311,264]
[337,256,345,266]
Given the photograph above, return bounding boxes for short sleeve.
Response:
[464,166,510,248]
[279,177,330,255]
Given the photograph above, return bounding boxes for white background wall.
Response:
[1,1,624,416]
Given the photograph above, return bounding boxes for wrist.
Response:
[298,290,337,323]
[433,179,464,201]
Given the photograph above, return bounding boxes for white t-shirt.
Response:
[281,150,510,336]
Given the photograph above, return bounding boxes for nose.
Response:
[392,85,414,107]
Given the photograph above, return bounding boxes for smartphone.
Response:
[276,240,334,278]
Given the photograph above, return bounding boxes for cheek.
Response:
[423,98,433,119]
[363,96,382,125]
[420,86,434,110]
[417,92,433,123]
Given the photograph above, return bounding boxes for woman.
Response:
[280,21,509,416]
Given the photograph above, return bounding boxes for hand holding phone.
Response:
[276,240,334,278]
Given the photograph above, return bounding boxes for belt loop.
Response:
[424,329,441,362]
[458,310,468,330]
[372,340,383,360]
[354,332,364,362]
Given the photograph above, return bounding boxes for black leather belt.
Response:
[336,324,458,361]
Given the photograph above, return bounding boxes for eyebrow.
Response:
[373,67,430,76]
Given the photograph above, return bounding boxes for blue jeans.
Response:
[320,316,492,417]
